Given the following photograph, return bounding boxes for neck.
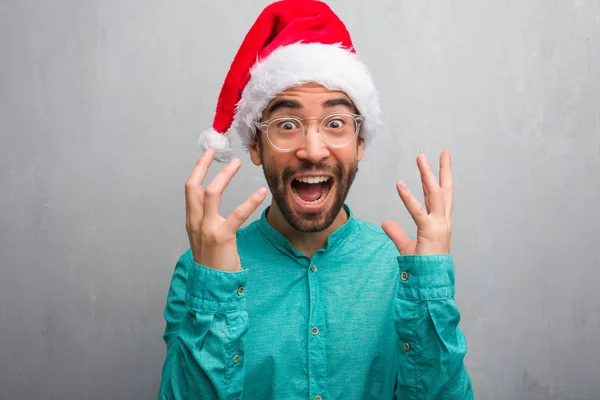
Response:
[266,201,348,258]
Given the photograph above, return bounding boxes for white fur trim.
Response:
[197,128,234,162]
[233,42,381,151]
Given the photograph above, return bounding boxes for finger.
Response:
[185,148,215,222]
[203,158,242,216]
[417,154,444,216]
[439,149,454,220]
[224,187,269,231]
[421,180,431,214]
[396,180,429,227]
[381,220,416,255]
[439,148,453,188]
[186,148,215,188]
[445,193,454,225]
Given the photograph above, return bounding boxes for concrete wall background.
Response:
[1,1,599,398]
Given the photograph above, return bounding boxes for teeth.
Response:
[295,176,330,184]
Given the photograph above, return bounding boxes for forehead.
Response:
[269,83,353,106]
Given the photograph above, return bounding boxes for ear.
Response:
[357,136,365,161]
[249,136,263,166]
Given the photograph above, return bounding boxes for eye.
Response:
[326,119,345,129]
[278,120,300,130]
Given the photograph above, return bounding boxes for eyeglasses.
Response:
[255,113,365,152]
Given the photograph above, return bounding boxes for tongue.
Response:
[295,182,324,202]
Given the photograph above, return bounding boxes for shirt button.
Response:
[401,271,409,281]
[314,396,322,400]
[285,242,291,249]
[310,265,317,273]
[236,286,245,296]
[311,327,319,336]
[233,354,240,363]
[403,342,411,351]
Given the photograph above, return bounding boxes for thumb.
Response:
[382,220,415,255]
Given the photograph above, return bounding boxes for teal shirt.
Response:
[159,205,473,399]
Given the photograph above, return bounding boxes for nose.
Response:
[295,121,330,163]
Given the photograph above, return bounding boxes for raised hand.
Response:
[185,148,268,271]
[382,149,453,255]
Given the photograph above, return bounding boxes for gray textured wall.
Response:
[1,0,599,399]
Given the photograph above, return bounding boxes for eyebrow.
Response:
[264,97,357,117]
[265,100,303,115]
[323,98,356,111]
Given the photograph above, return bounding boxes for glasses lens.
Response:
[267,118,305,150]
[320,114,357,146]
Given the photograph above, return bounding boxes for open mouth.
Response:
[290,175,334,207]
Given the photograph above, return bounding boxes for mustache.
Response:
[281,163,343,183]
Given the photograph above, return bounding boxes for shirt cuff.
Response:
[185,258,248,313]
[397,254,455,300]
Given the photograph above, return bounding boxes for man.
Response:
[159,1,473,399]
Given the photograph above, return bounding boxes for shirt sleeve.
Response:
[394,254,474,400]
[158,250,248,400]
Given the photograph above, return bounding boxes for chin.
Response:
[287,210,337,233]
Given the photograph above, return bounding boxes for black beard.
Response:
[261,157,358,233]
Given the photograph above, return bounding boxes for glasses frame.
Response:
[254,112,365,152]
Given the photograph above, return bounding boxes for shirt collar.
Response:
[257,203,356,258]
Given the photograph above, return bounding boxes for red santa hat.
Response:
[199,0,381,162]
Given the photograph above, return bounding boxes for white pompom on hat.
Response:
[198,0,381,162]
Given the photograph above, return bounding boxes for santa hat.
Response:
[198,0,382,162]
